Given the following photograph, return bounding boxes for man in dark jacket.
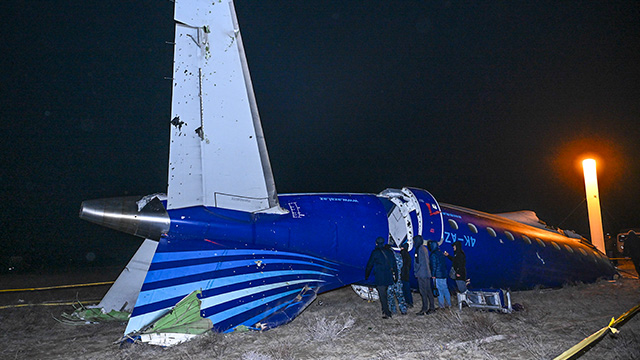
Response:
[413,235,435,315]
[365,237,398,318]
[624,230,640,276]
[428,240,451,308]
[444,240,467,293]
[400,242,413,307]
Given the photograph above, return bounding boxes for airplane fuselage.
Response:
[439,204,615,289]
[120,188,615,333]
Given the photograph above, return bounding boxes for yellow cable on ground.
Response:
[0,300,101,309]
[554,303,640,360]
[0,281,114,293]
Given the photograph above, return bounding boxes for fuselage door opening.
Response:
[379,188,424,251]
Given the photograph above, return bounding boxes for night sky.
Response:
[1,1,639,273]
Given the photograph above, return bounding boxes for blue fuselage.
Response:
[128,189,615,333]
[439,204,616,289]
[162,190,615,292]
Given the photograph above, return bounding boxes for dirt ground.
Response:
[1,262,639,360]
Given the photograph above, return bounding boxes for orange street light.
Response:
[582,159,605,253]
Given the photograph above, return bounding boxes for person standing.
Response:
[444,240,467,293]
[624,230,640,276]
[413,235,435,315]
[388,246,408,315]
[400,242,413,307]
[428,240,451,308]
[365,237,398,319]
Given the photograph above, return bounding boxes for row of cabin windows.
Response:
[447,218,602,262]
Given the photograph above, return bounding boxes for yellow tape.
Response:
[554,303,640,360]
[0,300,101,310]
[0,281,114,293]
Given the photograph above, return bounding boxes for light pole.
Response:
[582,159,605,253]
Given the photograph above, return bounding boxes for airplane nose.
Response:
[80,195,170,240]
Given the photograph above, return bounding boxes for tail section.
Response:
[168,0,281,213]
[125,245,339,335]
[79,0,445,342]
[79,194,170,240]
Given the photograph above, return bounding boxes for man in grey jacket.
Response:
[413,235,436,315]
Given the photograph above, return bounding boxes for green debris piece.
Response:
[142,290,213,335]
[149,318,213,335]
[63,307,130,323]
[233,325,250,333]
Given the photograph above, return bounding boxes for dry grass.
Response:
[1,262,639,359]
[305,314,355,342]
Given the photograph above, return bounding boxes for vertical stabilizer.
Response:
[168,0,281,213]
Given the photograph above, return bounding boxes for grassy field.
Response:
[1,262,638,359]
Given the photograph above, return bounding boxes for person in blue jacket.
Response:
[365,237,398,319]
[428,240,451,308]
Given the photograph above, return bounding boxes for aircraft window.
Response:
[467,223,478,234]
[535,238,545,247]
[579,248,588,256]
[522,235,531,244]
[504,231,515,241]
[448,219,459,230]
[486,227,497,237]
[564,244,574,253]
[551,242,561,251]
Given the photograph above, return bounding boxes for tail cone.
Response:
[80,194,170,240]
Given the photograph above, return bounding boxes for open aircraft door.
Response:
[380,187,444,250]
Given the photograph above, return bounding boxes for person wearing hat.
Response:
[444,240,468,293]
[365,236,398,319]
[428,240,451,308]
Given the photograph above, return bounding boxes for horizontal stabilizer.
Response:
[93,239,158,313]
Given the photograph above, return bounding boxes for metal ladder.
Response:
[457,289,512,313]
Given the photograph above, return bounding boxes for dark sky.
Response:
[1,1,639,272]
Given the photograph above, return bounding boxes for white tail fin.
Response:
[167,0,281,213]
[92,239,157,313]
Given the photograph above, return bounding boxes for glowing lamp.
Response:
[582,159,605,253]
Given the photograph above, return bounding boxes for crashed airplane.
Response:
[79,0,617,345]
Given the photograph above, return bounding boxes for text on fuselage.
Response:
[444,231,476,247]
